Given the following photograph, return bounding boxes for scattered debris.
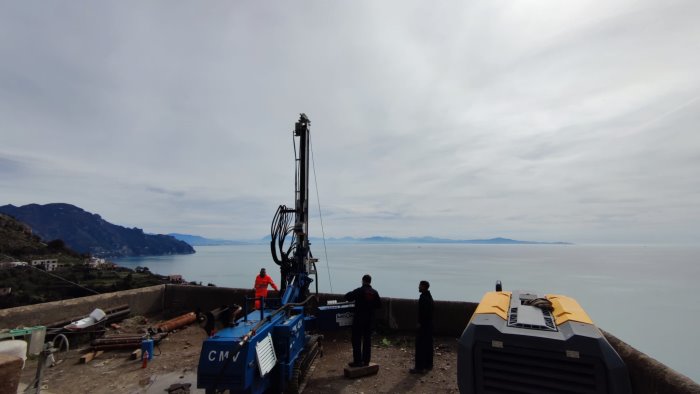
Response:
[45,304,131,335]
[64,308,106,331]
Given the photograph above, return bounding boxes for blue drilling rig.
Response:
[197,114,325,393]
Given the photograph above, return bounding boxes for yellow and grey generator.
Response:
[458,288,632,394]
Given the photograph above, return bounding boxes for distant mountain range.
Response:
[317,236,571,245]
[0,202,569,259]
[0,203,195,257]
[167,233,249,246]
[170,234,571,246]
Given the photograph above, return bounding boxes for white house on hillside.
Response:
[31,258,59,271]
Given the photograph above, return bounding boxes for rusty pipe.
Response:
[155,312,196,333]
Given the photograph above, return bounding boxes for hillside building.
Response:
[168,274,184,284]
[30,258,59,271]
[0,261,27,270]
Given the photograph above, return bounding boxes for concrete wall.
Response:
[164,285,251,316]
[161,286,477,336]
[0,285,165,327]
[1,285,697,393]
[603,330,700,394]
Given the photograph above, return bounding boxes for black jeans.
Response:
[415,325,433,370]
[351,323,372,364]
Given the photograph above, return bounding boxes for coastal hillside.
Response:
[0,203,195,257]
[0,213,46,260]
[0,212,178,308]
[0,213,83,264]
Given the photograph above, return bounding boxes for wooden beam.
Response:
[79,350,103,364]
[344,362,379,378]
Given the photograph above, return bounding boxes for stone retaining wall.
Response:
[0,285,165,327]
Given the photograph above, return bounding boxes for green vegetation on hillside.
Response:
[0,213,47,259]
[0,213,177,309]
[0,265,169,309]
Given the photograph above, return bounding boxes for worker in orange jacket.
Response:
[254,268,278,309]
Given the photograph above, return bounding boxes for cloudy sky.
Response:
[1,1,698,244]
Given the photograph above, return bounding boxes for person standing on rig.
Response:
[254,268,278,309]
[345,274,382,367]
[410,280,434,374]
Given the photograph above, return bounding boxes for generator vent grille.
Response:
[475,343,607,393]
[508,307,557,331]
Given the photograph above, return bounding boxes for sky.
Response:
[1,1,699,244]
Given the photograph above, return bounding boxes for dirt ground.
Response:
[19,318,459,394]
[304,331,459,394]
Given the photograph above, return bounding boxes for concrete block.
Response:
[0,354,23,394]
[344,362,379,378]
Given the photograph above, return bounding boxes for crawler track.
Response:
[286,334,323,394]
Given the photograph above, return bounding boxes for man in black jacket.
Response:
[410,280,434,374]
[345,274,382,367]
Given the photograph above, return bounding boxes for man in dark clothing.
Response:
[345,274,382,367]
[410,280,434,374]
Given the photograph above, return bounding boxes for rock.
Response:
[166,382,192,393]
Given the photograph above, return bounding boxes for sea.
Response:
[114,243,700,382]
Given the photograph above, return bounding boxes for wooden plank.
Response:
[344,362,379,378]
[79,350,104,364]
[80,352,95,364]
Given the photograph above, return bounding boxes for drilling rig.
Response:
[197,114,325,393]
